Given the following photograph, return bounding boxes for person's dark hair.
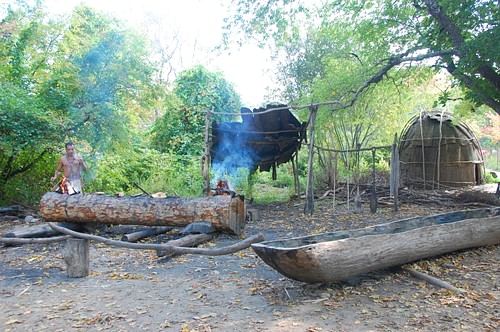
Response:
[65,141,74,148]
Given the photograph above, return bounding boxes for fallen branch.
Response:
[0,235,71,244]
[2,224,60,239]
[157,233,213,257]
[121,226,172,242]
[48,222,265,256]
[0,205,23,215]
[402,267,466,293]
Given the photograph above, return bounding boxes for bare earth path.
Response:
[1,196,498,331]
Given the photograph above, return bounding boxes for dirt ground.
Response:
[1,188,499,332]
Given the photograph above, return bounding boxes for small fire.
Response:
[53,177,81,195]
[209,179,235,196]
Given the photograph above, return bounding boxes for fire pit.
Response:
[208,179,236,196]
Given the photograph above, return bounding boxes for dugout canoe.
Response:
[251,207,500,284]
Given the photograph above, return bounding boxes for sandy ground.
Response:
[1,194,499,332]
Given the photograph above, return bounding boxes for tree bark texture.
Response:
[64,238,89,278]
[156,233,213,257]
[121,226,172,242]
[40,192,245,235]
[252,208,500,283]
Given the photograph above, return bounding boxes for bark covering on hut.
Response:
[211,104,307,178]
[399,111,484,188]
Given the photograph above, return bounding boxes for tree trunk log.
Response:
[2,225,59,238]
[0,235,71,244]
[156,233,213,257]
[121,226,172,242]
[1,222,89,239]
[0,205,24,215]
[63,238,89,278]
[40,192,245,235]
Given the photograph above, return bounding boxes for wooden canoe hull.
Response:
[251,207,500,283]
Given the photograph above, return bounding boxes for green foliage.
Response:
[0,84,58,151]
[0,2,161,205]
[83,147,204,197]
[225,0,500,115]
[484,172,499,184]
[59,5,155,151]
[150,65,241,155]
[0,152,57,206]
[140,155,204,197]
[0,3,63,202]
[174,65,241,120]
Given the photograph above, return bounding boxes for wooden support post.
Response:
[63,238,89,278]
[292,153,300,198]
[354,143,362,214]
[246,208,260,221]
[304,105,318,216]
[369,147,378,214]
[203,110,212,195]
[390,133,399,212]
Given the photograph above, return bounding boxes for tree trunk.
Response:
[63,238,89,278]
[156,233,213,257]
[121,226,172,242]
[1,222,88,239]
[40,192,245,235]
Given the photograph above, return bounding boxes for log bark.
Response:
[0,205,23,215]
[157,233,213,257]
[121,226,172,242]
[40,192,245,235]
[2,225,59,239]
[63,238,90,278]
[1,222,88,239]
[252,208,500,283]
[0,235,71,244]
[49,222,264,256]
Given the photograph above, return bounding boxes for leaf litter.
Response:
[0,198,498,331]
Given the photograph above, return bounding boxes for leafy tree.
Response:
[0,2,158,204]
[150,65,241,155]
[0,2,62,202]
[224,0,500,115]
[45,4,156,151]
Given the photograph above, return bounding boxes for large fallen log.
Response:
[40,192,245,235]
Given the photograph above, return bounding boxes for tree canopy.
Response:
[224,0,500,115]
[150,65,240,155]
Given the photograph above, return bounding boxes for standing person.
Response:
[50,141,88,194]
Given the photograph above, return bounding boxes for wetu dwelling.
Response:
[399,111,485,188]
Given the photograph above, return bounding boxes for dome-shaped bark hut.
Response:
[399,111,484,188]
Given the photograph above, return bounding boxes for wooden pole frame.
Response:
[203,110,212,195]
[304,105,318,215]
